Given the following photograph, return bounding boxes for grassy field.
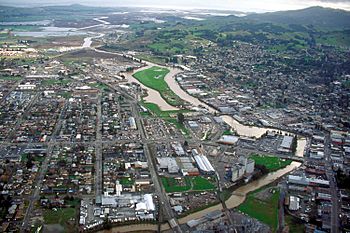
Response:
[250,154,292,172]
[88,82,110,91]
[133,66,183,106]
[0,76,23,81]
[42,79,71,86]
[191,176,216,190]
[119,177,135,186]
[223,129,233,135]
[238,187,280,232]
[161,176,216,193]
[285,214,305,233]
[161,177,191,193]
[43,207,76,229]
[135,54,167,65]
[58,91,72,99]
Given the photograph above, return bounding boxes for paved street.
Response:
[324,133,340,233]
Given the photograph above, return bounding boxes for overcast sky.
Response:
[3,0,350,12]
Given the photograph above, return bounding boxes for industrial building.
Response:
[157,157,180,174]
[231,156,255,182]
[177,157,199,176]
[288,175,330,187]
[172,142,185,156]
[218,135,239,145]
[194,155,215,174]
[278,135,294,152]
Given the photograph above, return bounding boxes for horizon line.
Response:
[0,2,349,13]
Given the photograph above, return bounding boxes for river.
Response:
[82,33,105,48]
[93,50,307,232]
[122,65,179,111]
[123,61,217,112]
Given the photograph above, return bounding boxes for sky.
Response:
[2,0,350,12]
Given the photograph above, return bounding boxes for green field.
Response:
[58,91,72,99]
[119,177,135,186]
[42,79,71,86]
[250,154,292,172]
[161,177,191,193]
[223,129,233,135]
[135,54,167,65]
[161,176,216,193]
[238,187,280,232]
[285,214,305,233]
[88,82,110,91]
[133,66,183,106]
[0,76,22,81]
[43,207,76,230]
[191,176,216,190]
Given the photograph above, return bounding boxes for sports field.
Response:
[250,154,292,172]
[238,187,280,232]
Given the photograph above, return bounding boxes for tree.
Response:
[177,113,185,125]
[26,155,34,169]
[184,140,188,147]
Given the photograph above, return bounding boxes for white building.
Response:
[289,196,300,211]
[18,83,36,90]
[279,135,294,151]
[231,164,245,182]
[129,117,137,130]
[194,155,215,173]
[218,135,239,145]
[115,181,122,196]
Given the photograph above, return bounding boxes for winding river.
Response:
[94,51,307,232]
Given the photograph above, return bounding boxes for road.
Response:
[131,101,183,233]
[20,100,68,232]
[95,93,103,199]
[8,92,41,141]
[324,133,340,233]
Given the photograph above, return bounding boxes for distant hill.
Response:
[0,4,113,22]
[245,7,350,30]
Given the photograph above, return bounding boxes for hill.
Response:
[245,6,350,30]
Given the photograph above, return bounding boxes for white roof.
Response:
[194,155,215,172]
[280,136,294,149]
[218,135,239,144]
